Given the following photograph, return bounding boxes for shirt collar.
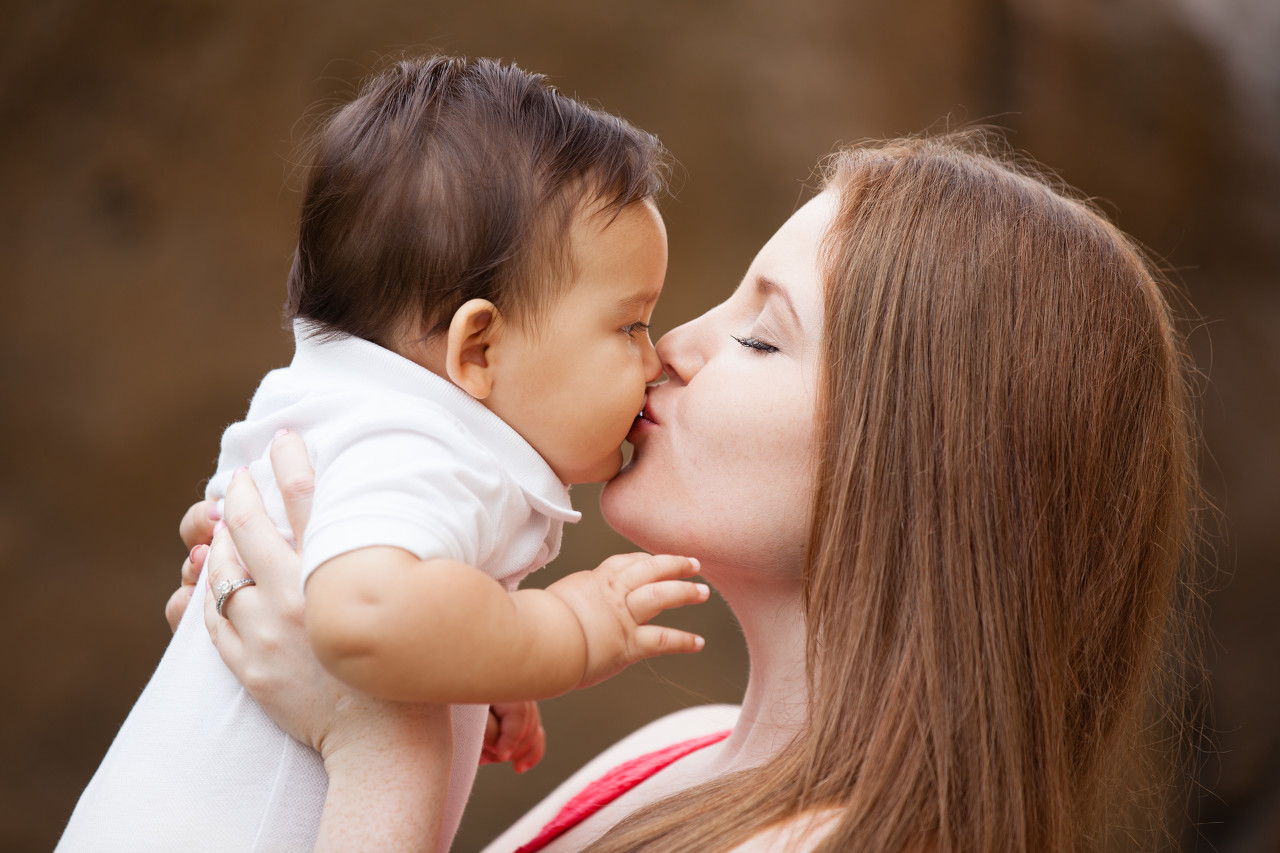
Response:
[291,321,580,523]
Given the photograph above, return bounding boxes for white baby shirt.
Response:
[57,322,580,853]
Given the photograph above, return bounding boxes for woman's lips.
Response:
[627,399,659,442]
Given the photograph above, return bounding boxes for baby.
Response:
[57,56,706,852]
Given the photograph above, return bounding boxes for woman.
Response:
[174,131,1201,852]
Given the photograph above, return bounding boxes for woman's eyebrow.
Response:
[756,275,803,331]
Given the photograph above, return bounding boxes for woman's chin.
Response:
[599,469,632,526]
[599,465,655,548]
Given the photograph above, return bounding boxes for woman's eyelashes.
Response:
[731,334,780,354]
[622,321,651,337]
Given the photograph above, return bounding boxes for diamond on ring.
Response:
[215,577,256,618]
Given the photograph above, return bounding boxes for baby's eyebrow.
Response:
[615,289,661,314]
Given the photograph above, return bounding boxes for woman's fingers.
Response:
[182,544,208,587]
[202,524,247,665]
[164,543,209,632]
[164,585,191,633]
[179,500,218,551]
[269,430,315,550]
[222,468,297,591]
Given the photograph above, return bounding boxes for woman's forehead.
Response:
[740,192,836,315]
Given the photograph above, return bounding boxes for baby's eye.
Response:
[732,334,780,354]
[622,321,651,337]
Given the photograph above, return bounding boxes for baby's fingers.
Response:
[627,579,710,625]
[479,709,502,765]
[633,625,705,659]
[619,554,701,586]
[510,723,546,774]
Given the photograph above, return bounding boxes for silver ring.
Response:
[214,577,256,618]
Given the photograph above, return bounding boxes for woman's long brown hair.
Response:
[585,131,1202,853]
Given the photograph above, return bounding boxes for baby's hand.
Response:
[480,701,545,774]
[546,553,708,690]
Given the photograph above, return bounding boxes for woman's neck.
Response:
[702,569,808,773]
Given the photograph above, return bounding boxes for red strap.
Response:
[513,730,732,852]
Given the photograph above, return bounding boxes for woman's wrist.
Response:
[317,702,453,853]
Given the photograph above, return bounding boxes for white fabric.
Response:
[57,322,580,853]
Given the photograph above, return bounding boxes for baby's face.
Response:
[486,199,668,484]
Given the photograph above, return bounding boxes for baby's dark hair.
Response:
[286,55,670,346]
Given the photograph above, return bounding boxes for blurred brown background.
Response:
[2,1,1277,850]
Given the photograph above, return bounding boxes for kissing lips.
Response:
[627,399,659,444]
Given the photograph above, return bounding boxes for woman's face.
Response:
[601,191,836,584]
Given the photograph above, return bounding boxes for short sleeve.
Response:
[300,411,506,585]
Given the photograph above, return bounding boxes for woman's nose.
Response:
[655,316,707,385]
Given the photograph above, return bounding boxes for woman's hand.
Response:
[201,431,451,850]
[200,432,427,757]
[164,500,218,632]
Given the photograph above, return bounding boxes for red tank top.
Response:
[513,730,732,852]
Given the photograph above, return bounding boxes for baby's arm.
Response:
[305,547,707,704]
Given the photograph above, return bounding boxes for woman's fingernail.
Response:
[189,545,201,562]
[694,635,705,650]
[274,428,289,439]
[695,583,709,597]
[208,502,222,521]
[213,520,226,535]
[234,465,249,476]
[688,557,700,571]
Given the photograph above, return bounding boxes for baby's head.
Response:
[287,56,671,483]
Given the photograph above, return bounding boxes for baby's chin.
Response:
[564,447,625,486]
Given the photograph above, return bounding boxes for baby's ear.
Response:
[445,299,501,399]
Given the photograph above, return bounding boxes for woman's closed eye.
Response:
[622,321,651,337]
[731,334,780,354]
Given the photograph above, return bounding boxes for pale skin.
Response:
[176,192,843,852]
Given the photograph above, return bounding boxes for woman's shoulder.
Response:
[480,704,740,853]
[601,704,741,759]
[724,808,842,853]
[543,703,740,799]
